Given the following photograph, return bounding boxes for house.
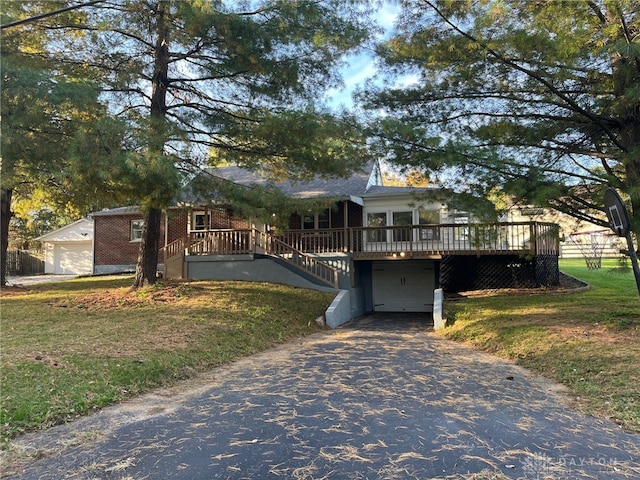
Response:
[90,163,561,325]
[36,218,94,275]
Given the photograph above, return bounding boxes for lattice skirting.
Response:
[440,255,559,292]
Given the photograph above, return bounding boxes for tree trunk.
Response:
[132,0,170,289]
[133,207,162,287]
[0,188,13,286]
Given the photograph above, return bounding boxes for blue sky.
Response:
[324,2,400,109]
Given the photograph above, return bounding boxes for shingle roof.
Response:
[90,206,142,217]
[362,185,433,197]
[181,163,380,202]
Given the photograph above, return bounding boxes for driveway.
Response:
[4,314,639,479]
[6,274,78,287]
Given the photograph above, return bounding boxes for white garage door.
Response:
[54,243,93,275]
[373,261,435,312]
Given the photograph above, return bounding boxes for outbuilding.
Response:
[36,218,94,275]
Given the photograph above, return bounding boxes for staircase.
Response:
[162,229,340,289]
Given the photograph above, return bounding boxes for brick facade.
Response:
[93,212,164,269]
[92,202,360,274]
[166,208,189,244]
[209,207,250,229]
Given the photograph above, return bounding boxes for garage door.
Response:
[54,243,93,275]
[373,261,435,312]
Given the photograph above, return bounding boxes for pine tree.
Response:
[21,0,373,287]
[364,0,640,239]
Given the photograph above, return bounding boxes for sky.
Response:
[324,2,400,109]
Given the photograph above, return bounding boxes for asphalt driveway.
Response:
[4,314,640,479]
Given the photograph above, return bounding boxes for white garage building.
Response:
[36,218,94,275]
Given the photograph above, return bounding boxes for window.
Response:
[367,212,387,242]
[303,208,331,230]
[131,220,144,241]
[193,212,211,230]
[418,209,440,240]
[450,211,470,241]
[392,211,412,241]
[303,214,315,230]
[318,209,330,229]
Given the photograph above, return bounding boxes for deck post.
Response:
[343,201,349,253]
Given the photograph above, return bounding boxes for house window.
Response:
[418,209,440,240]
[318,209,330,229]
[131,220,144,241]
[303,214,315,230]
[367,212,387,242]
[451,211,470,241]
[193,212,211,231]
[392,211,412,241]
[303,208,330,230]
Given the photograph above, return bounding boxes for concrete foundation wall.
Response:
[185,256,338,293]
[325,290,352,328]
[94,264,136,275]
[94,264,165,275]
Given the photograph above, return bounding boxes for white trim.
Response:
[349,195,364,206]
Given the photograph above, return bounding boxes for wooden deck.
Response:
[162,222,559,287]
[169,222,559,259]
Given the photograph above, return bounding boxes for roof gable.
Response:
[36,218,93,242]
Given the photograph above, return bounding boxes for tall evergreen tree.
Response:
[29,0,373,287]
[363,0,640,239]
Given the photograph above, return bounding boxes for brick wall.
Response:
[94,213,166,267]
[166,208,188,244]
[209,207,249,229]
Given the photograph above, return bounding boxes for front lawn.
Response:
[0,277,335,442]
[441,258,640,432]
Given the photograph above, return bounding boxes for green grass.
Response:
[441,258,640,432]
[0,277,335,442]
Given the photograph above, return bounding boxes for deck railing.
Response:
[161,229,340,288]
[255,231,340,288]
[162,222,558,283]
[188,229,253,255]
[275,229,348,254]
[281,222,559,258]
[163,237,186,262]
[348,222,559,258]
